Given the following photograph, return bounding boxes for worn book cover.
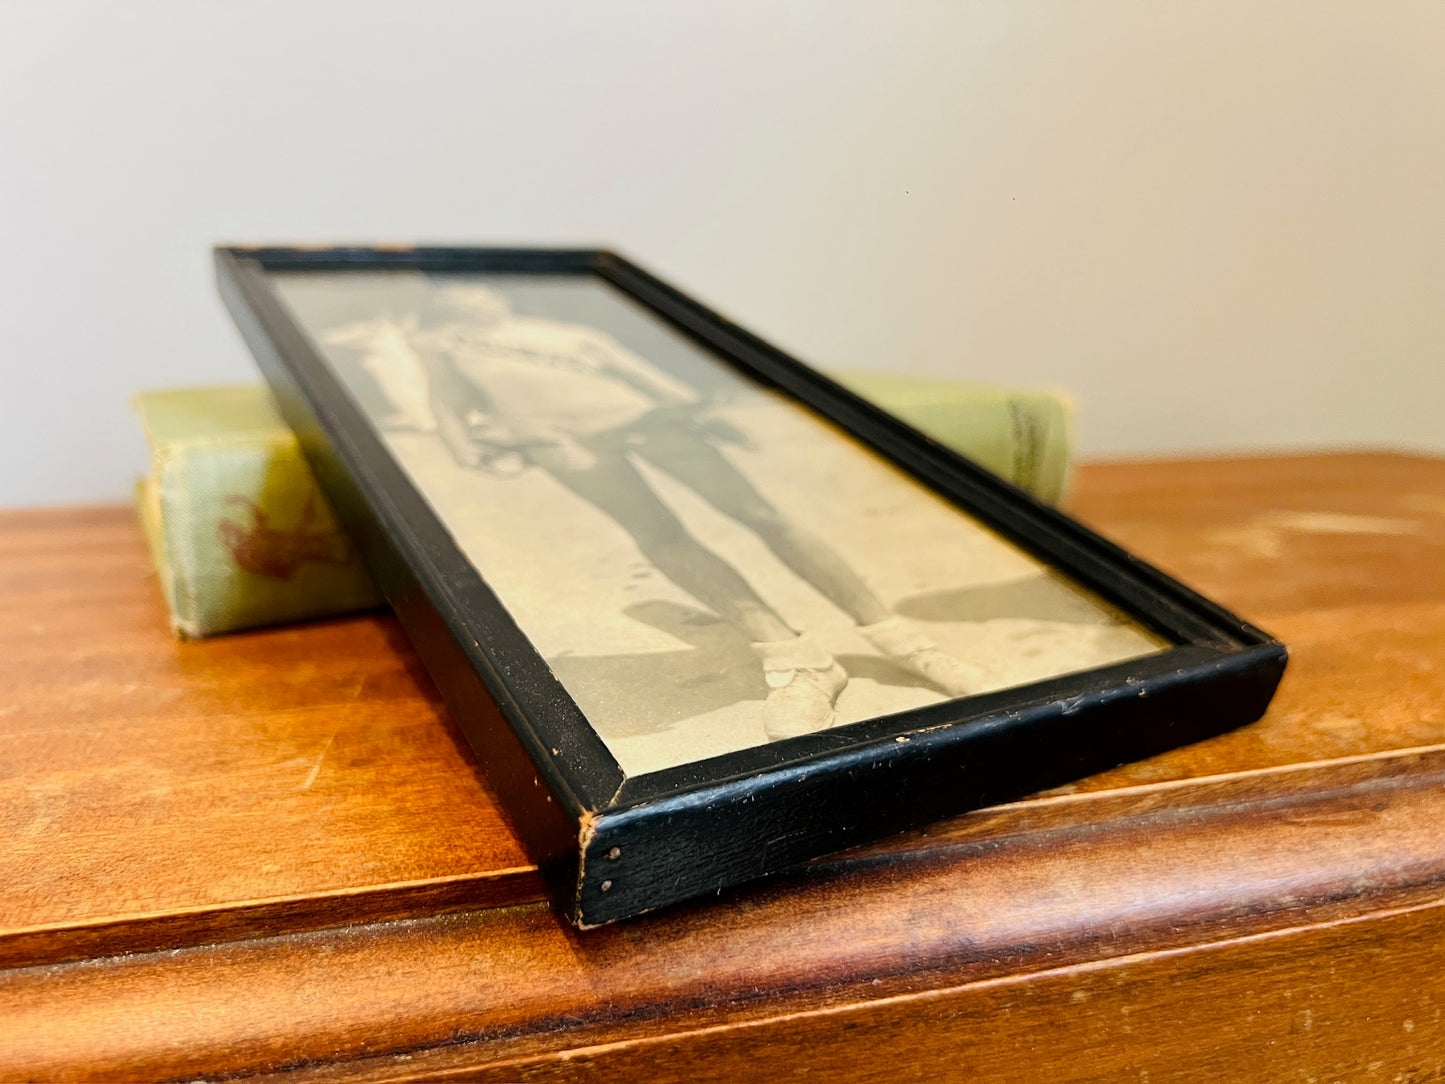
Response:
[134,386,383,637]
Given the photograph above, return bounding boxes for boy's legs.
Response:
[530,439,846,738]
[632,422,890,624]
[633,422,994,698]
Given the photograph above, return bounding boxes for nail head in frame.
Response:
[214,245,1286,927]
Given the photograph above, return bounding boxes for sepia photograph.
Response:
[273,269,1166,776]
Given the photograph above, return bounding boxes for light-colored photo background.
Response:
[3,2,1443,507]
[277,271,1162,774]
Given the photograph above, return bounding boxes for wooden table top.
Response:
[3,452,1443,1081]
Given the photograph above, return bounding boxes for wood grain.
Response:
[449,900,1445,1084]
[1,452,1443,1081]
[0,506,541,967]
[4,746,1444,1081]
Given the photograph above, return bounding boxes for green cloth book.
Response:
[829,371,1073,506]
[134,377,1072,638]
[135,386,384,638]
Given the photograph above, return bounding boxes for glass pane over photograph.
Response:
[272,269,1168,776]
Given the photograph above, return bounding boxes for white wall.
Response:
[2,1,1441,507]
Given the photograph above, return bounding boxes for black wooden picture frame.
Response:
[216,245,1286,927]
